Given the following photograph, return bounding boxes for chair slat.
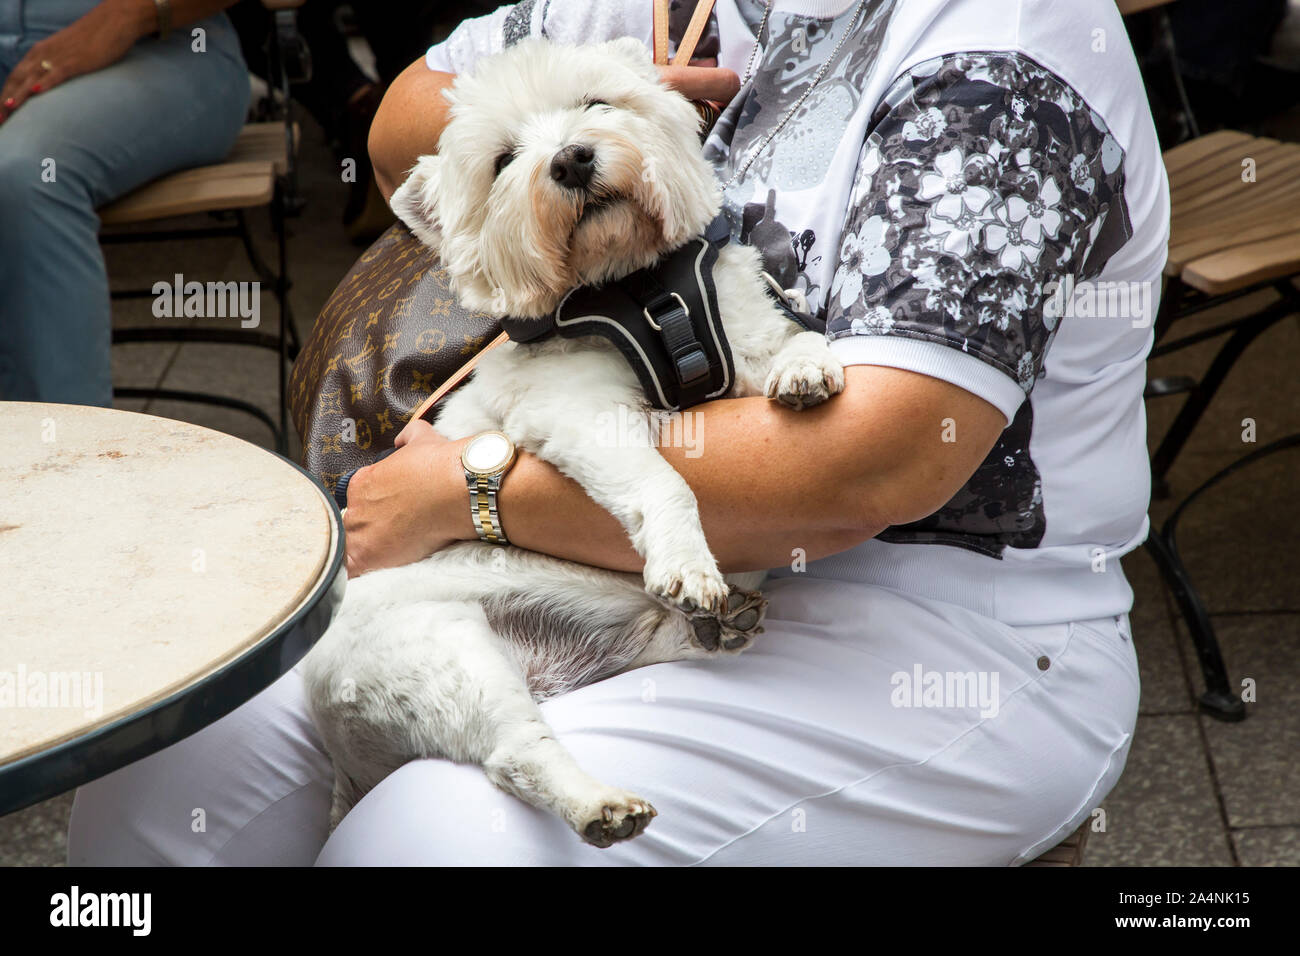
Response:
[1169,178,1300,250]
[1172,150,1300,221]
[1168,201,1300,272]
[225,121,299,175]
[1182,229,1300,295]
[1161,130,1255,176]
[1170,175,1300,238]
[1169,139,1285,199]
[100,160,276,225]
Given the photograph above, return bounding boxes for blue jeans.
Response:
[0,0,250,404]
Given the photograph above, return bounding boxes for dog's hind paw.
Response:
[689,584,768,653]
[577,790,657,848]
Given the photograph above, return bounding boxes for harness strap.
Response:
[620,261,714,406]
[499,217,823,411]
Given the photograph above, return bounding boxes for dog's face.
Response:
[390,37,722,318]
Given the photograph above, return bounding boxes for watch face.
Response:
[463,432,513,474]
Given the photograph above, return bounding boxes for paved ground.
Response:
[1,98,1296,867]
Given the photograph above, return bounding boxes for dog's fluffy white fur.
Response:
[303,37,844,847]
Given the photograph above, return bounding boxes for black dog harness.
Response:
[500,217,823,412]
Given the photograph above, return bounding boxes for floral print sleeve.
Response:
[824,51,1133,395]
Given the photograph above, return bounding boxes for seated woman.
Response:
[0,0,249,405]
[68,0,1167,865]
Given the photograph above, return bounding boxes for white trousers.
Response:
[67,577,1140,865]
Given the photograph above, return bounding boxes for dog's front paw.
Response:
[765,351,846,411]
[645,559,730,615]
[575,789,657,848]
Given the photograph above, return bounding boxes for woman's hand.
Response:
[656,58,741,106]
[1,0,151,122]
[343,420,473,578]
[391,412,431,449]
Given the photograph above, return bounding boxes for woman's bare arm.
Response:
[369,60,457,201]
[342,365,1006,577]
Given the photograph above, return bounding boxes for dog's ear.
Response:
[597,36,658,80]
[389,154,444,252]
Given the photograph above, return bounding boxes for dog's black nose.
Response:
[550,144,595,189]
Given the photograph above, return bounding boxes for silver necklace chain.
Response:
[737,0,776,87]
[723,0,871,190]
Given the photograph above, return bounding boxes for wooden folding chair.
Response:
[99,0,310,454]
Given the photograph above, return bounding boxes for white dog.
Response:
[303,36,844,847]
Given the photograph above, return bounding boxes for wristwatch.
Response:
[461,431,516,545]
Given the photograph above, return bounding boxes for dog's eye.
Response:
[583,98,611,110]
[493,151,515,177]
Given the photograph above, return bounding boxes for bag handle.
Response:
[653,0,671,65]
[335,327,509,508]
[653,0,718,67]
[405,329,510,425]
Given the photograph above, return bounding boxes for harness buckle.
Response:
[642,291,689,332]
[643,291,709,388]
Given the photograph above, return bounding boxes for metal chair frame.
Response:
[104,5,310,455]
[1143,276,1299,721]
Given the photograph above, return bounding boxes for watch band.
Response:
[467,471,508,545]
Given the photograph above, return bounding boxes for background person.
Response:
[0,0,249,405]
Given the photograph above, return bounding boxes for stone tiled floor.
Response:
[2,105,1297,866]
[1083,294,1300,866]
[1085,96,1300,866]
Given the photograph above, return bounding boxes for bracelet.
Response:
[152,0,172,40]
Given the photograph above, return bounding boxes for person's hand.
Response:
[0,0,146,123]
[343,420,472,578]
[392,411,432,449]
[656,58,741,108]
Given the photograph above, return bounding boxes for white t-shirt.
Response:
[426,0,1171,626]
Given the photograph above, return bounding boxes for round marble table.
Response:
[0,403,345,816]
